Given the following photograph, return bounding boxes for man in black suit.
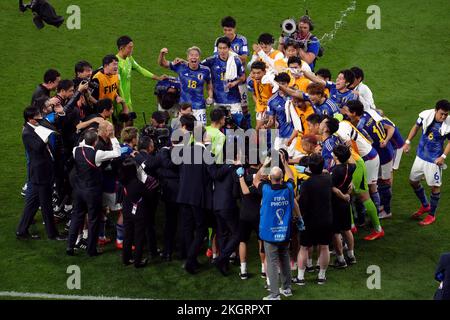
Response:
[208,156,239,276]
[67,129,121,256]
[16,107,64,240]
[175,115,211,274]
[435,253,450,300]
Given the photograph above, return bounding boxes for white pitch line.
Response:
[0,291,153,300]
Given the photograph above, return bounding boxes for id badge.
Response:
[132,204,137,215]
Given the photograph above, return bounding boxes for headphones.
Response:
[299,15,314,31]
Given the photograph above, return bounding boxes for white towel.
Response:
[419,109,450,136]
[261,71,279,93]
[225,51,238,81]
[284,100,303,132]
[34,125,54,143]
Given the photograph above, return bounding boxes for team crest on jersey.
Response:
[197,73,204,80]
[234,45,240,52]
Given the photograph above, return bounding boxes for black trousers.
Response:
[144,194,159,256]
[123,207,147,266]
[181,204,207,268]
[68,188,102,255]
[163,201,178,257]
[215,210,240,265]
[17,182,58,238]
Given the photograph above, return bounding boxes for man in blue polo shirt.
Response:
[253,153,299,300]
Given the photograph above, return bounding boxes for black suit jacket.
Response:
[207,163,239,212]
[176,143,210,208]
[22,123,54,185]
[435,253,450,300]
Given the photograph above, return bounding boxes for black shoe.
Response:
[161,253,172,262]
[184,263,197,275]
[260,272,267,279]
[89,251,103,257]
[292,277,306,286]
[213,259,228,276]
[75,238,87,250]
[239,272,249,280]
[305,266,315,273]
[16,232,40,240]
[346,256,357,265]
[50,235,67,241]
[135,258,148,268]
[333,259,348,269]
[123,259,135,266]
[317,277,327,285]
[66,248,75,256]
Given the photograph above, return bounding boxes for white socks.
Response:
[318,269,327,279]
[347,250,355,258]
[298,268,306,280]
[240,262,247,274]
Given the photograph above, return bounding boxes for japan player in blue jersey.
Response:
[404,100,450,226]
[318,116,342,171]
[304,69,357,109]
[343,100,396,219]
[158,46,213,125]
[266,73,297,157]
[202,37,246,127]
[306,82,340,117]
[214,16,249,108]
[376,109,405,171]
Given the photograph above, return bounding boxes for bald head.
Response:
[270,166,283,184]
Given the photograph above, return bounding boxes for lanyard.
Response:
[123,187,142,215]
[337,164,349,190]
[81,146,97,168]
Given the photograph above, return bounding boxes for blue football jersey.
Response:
[169,62,211,110]
[382,117,405,150]
[326,81,358,109]
[154,76,181,97]
[214,34,249,57]
[201,55,244,105]
[266,92,294,139]
[358,111,394,165]
[314,98,341,117]
[322,134,341,171]
[417,119,450,163]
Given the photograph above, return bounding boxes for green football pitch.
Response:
[0,0,449,300]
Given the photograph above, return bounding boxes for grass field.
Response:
[1,0,450,300]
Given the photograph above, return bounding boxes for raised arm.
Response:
[158,48,171,69]
[303,70,326,86]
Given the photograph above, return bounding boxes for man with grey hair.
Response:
[253,152,300,300]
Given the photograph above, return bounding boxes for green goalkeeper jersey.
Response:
[117,54,154,110]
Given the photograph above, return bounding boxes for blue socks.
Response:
[116,223,124,241]
[370,191,381,213]
[413,185,429,207]
[378,184,392,214]
[429,192,441,216]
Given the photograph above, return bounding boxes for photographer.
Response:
[31,69,60,106]
[155,76,181,118]
[73,61,97,119]
[278,16,321,71]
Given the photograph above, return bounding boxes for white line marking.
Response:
[0,291,153,300]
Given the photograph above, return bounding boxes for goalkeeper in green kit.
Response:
[116,35,168,126]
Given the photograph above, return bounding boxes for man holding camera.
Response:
[31,69,61,107]
[279,16,321,71]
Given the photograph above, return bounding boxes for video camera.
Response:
[118,112,137,123]
[140,125,171,151]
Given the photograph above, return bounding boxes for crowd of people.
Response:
[16,15,450,300]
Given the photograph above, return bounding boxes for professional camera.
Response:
[118,112,137,123]
[281,18,298,37]
[140,125,171,151]
[80,79,99,92]
[216,105,239,130]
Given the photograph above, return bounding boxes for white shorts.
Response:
[274,137,298,158]
[392,148,403,170]
[193,109,207,125]
[365,155,380,185]
[238,84,248,106]
[409,156,442,187]
[256,111,267,122]
[102,192,122,211]
[379,160,393,180]
[213,103,242,115]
